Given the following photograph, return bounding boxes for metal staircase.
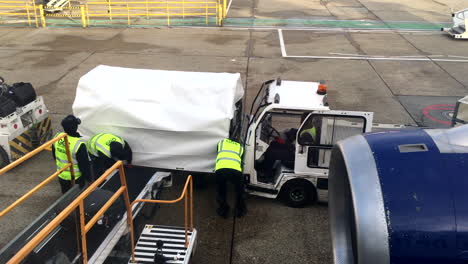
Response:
[131,225,197,264]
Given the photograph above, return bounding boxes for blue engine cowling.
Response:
[329,125,468,264]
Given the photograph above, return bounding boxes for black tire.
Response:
[0,146,10,169]
[281,180,317,208]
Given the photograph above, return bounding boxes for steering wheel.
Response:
[264,123,281,142]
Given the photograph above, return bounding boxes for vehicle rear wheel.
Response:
[0,146,10,169]
[281,180,316,208]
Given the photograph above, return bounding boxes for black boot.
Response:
[216,203,230,218]
[236,202,247,218]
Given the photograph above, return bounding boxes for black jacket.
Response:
[94,140,133,170]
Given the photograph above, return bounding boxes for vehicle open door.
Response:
[294,111,373,175]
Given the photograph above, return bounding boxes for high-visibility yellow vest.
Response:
[54,133,86,180]
[215,139,243,172]
[300,127,317,142]
[88,133,124,158]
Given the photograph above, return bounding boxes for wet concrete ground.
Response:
[0,0,468,263]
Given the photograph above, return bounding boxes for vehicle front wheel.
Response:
[281,180,317,208]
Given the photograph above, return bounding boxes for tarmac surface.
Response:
[0,0,468,263]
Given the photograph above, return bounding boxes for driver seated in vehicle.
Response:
[257,128,297,181]
[298,114,321,145]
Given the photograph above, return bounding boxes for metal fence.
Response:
[0,0,39,26]
[0,0,226,27]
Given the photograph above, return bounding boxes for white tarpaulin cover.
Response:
[72,65,244,172]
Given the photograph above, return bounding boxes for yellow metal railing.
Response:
[0,133,76,218]
[6,161,134,264]
[85,0,220,26]
[4,158,195,263]
[132,174,194,247]
[0,0,39,27]
[0,0,226,27]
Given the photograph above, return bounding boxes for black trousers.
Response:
[215,168,245,209]
[260,142,295,177]
[91,156,119,180]
[59,176,85,194]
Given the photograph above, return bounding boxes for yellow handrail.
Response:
[0,0,222,27]
[6,161,136,264]
[131,174,194,247]
[6,160,195,263]
[0,133,76,218]
[0,164,71,218]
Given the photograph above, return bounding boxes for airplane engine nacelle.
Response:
[329,125,468,264]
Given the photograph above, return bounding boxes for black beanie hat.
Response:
[61,115,81,134]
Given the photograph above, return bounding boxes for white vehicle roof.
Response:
[73,65,244,172]
[267,80,330,111]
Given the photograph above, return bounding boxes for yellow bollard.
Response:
[108,0,112,20]
[126,2,130,26]
[80,5,86,28]
[223,0,226,18]
[39,4,46,27]
[32,0,39,28]
[219,4,222,25]
[166,0,170,26]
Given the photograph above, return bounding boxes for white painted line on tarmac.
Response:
[328,53,449,58]
[285,55,468,63]
[278,29,287,57]
[277,29,468,63]
[179,25,444,35]
[448,55,468,59]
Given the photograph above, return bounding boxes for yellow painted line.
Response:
[37,118,44,132]
[16,136,33,149]
[46,14,81,17]
[10,141,29,154]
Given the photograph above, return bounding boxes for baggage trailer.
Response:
[0,77,52,168]
[73,66,405,207]
[0,67,423,264]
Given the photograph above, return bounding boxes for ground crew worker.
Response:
[215,138,246,218]
[298,113,319,145]
[51,115,91,194]
[88,133,132,176]
[299,126,317,144]
[258,128,297,181]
